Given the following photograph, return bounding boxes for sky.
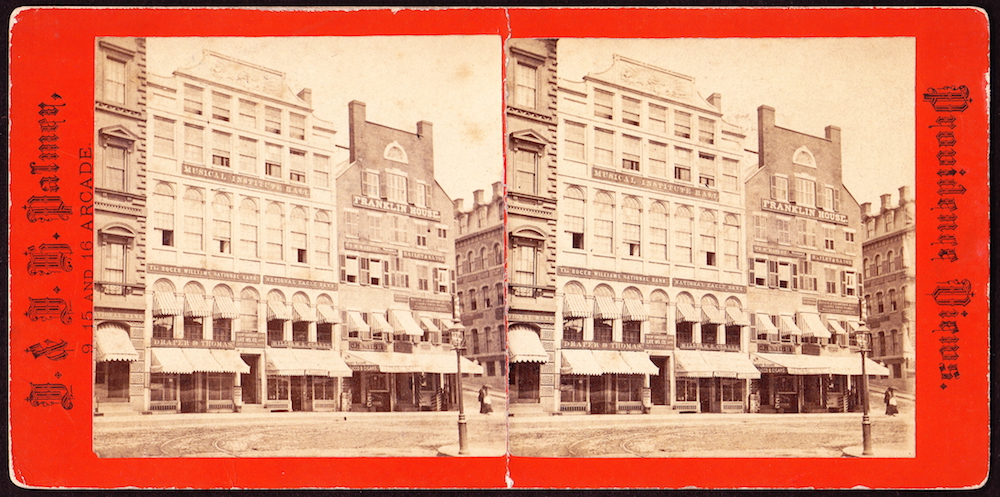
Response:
[147,37,504,205]
[558,38,915,209]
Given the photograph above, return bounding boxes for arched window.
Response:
[886,250,894,273]
[265,203,284,261]
[183,188,205,251]
[314,210,331,267]
[493,243,503,266]
[724,297,743,345]
[316,293,335,343]
[675,292,696,344]
[699,210,717,267]
[239,198,259,258]
[240,287,259,335]
[622,197,642,257]
[876,292,884,314]
[593,192,615,254]
[649,202,669,261]
[511,244,536,286]
[467,250,475,273]
[723,213,740,269]
[212,193,232,254]
[564,187,586,250]
[874,255,882,276]
[674,206,693,263]
[889,288,897,311]
[479,247,487,271]
[649,290,669,334]
[266,289,287,343]
[152,182,175,247]
[290,207,308,264]
[152,279,177,339]
[864,258,871,278]
[621,286,643,344]
[592,284,615,342]
[456,254,463,275]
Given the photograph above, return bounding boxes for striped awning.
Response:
[560,349,603,376]
[441,319,464,331]
[419,317,440,333]
[266,348,306,376]
[622,299,648,322]
[292,302,317,323]
[846,320,863,333]
[347,311,371,333]
[779,315,802,336]
[752,353,889,376]
[210,349,251,374]
[799,312,831,339]
[94,326,139,362]
[150,348,195,374]
[591,350,632,374]
[268,349,352,377]
[593,296,621,320]
[755,313,779,334]
[676,302,699,323]
[267,300,292,321]
[153,292,182,316]
[213,295,240,320]
[726,307,751,326]
[345,351,421,373]
[181,348,226,373]
[620,351,660,375]
[508,327,548,363]
[702,305,726,325]
[369,314,393,333]
[390,310,424,336]
[317,305,342,324]
[676,349,760,379]
[563,294,591,318]
[827,318,847,334]
[183,293,211,318]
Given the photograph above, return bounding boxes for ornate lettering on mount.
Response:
[182,164,310,198]
[402,250,446,263]
[26,243,73,275]
[760,199,849,225]
[409,297,452,313]
[148,264,261,284]
[816,299,860,316]
[810,254,855,266]
[234,332,266,348]
[25,297,72,324]
[753,245,807,259]
[26,339,72,360]
[151,338,235,349]
[24,196,72,222]
[557,266,670,286]
[508,313,555,324]
[262,275,337,291]
[644,333,675,350]
[349,341,387,352]
[343,241,399,256]
[352,195,441,221]
[592,167,719,201]
[561,339,644,351]
[672,278,747,294]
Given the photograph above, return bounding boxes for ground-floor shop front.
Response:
[263,347,353,412]
[148,347,251,413]
[751,352,891,413]
[342,350,484,412]
[672,349,760,413]
[557,349,660,414]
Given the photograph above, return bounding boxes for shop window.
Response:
[721,378,744,402]
[96,361,129,399]
[317,323,333,344]
[292,321,309,342]
[676,378,698,402]
[702,324,718,344]
[676,322,693,344]
[563,317,584,341]
[267,376,289,401]
[314,377,337,400]
[208,374,233,401]
[617,376,643,402]
[594,319,613,342]
[623,321,641,344]
[560,375,588,403]
[153,315,174,339]
[150,374,177,402]
[267,319,283,343]
[213,318,232,342]
[725,325,741,346]
[184,316,202,340]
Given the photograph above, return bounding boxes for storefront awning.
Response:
[419,317,440,333]
[726,308,751,327]
[150,348,195,374]
[184,293,212,318]
[799,312,831,339]
[213,295,240,320]
[417,353,484,375]
[822,355,891,376]
[95,326,139,362]
[779,315,802,336]
[755,313,778,334]
[441,320,464,331]
[591,350,632,375]
[593,296,621,320]
[702,305,726,325]
[622,299,648,322]
[153,292,182,316]
[563,293,591,318]
[676,302,698,323]
[266,348,306,376]
[209,349,251,374]
[347,311,371,333]
[560,349,603,376]
[753,353,831,375]
[620,351,660,375]
[182,348,227,373]
[317,305,342,324]
[675,350,760,379]
[827,319,846,334]
[846,320,863,333]
[673,349,713,378]
[267,300,292,321]
[508,327,548,363]
[345,351,420,373]
[295,349,353,377]
[390,310,424,336]
[369,313,393,333]
[292,302,317,323]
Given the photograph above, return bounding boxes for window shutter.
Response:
[339,254,347,282]
[748,257,755,285]
[408,180,418,206]
[788,178,796,203]
[833,189,841,211]
[770,175,777,200]
[816,187,825,210]
[383,260,390,287]
[792,264,799,289]
[432,268,440,294]
[360,258,370,286]
[840,271,846,296]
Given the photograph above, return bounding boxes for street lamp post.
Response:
[451,329,469,455]
[856,327,874,456]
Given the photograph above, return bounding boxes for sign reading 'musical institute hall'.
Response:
[592,167,720,201]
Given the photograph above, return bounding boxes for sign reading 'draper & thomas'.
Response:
[562,339,644,351]
[183,164,310,198]
[352,195,441,221]
[592,167,719,201]
[557,266,669,285]
[760,198,849,225]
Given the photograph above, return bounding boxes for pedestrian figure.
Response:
[884,387,898,416]
[478,385,493,414]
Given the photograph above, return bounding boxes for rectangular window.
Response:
[436,268,449,293]
[594,89,613,119]
[237,137,257,174]
[367,214,382,242]
[776,217,791,245]
[150,374,177,401]
[649,103,667,132]
[289,150,306,182]
[212,92,231,121]
[622,135,641,171]
[622,97,640,126]
[340,255,359,283]
[799,260,818,291]
[386,173,408,203]
[183,85,203,115]
[842,271,857,296]
[344,211,360,238]
[417,265,429,291]
[211,131,231,168]
[698,153,716,188]
[183,124,204,164]
[623,218,640,257]
[845,230,856,255]
[104,57,127,105]
[771,175,788,202]
[825,267,838,294]
[312,154,330,187]
[184,316,203,340]
[291,231,307,263]
[102,146,127,191]
[514,149,538,195]
[753,213,767,241]
[674,147,692,181]
[752,258,767,286]
[593,129,614,167]
[153,117,175,157]
[768,260,779,288]
[289,113,306,140]
[512,245,536,285]
[416,183,431,208]
[264,106,281,134]
[363,171,380,198]
[778,262,792,289]
[824,225,836,250]
[102,238,127,284]
[824,185,836,210]
[153,190,174,247]
[648,141,667,177]
[797,219,816,248]
[565,121,586,161]
[674,111,691,139]
[721,158,739,192]
[515,62,537,108]
[265,143,282,177]
[239,99,257,129]
[796,177,816,207]
[699,117,715,145]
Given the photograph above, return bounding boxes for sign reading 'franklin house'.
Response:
[761,198,849,225]
[352,195,441,221]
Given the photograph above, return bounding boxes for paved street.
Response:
[94,389,506,458]
[509,393,914,458]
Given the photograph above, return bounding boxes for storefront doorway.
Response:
[650,357,669,406]
[290,376,314,412]
[179,373,201,413]
[240,354,259,405]
[699,378,714,413]
[590,375,616,414]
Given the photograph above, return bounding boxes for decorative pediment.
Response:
[510,226,547,241]
[178,51,304,106]
[587,55,718,113]
[100,223,137,238]
[509,129,550,147]
[98,125,140,150]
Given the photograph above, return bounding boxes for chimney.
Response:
[297,88,312,107]
[417,120,433,139]
[453,198,465,213]
[492,181,504,201]
[707,92,722,111]
[757,106,775,169]
[898,185,911,203]
[825,125,841,144]
[348,101,367,163]
[880,193,893,213]
[473,189,484,206]
[861,202,871,218]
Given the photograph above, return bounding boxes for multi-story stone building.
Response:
[334,100,480,412]
[861,186,915,387]
[144,51,352,414]
[505,39,560,415]
[554,55,756,415]
[454,183,507,379]
[745,105,888,413]
[93,37,148,414]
